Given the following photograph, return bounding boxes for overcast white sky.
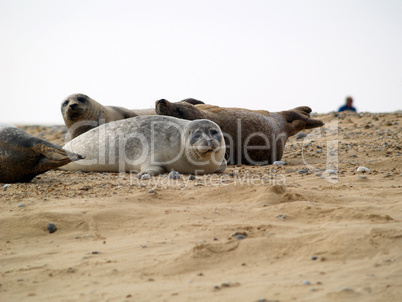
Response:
[0,0,401,124]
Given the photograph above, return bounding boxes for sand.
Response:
[1,111,401,301]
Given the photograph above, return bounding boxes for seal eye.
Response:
[77,97,86,103]
[210,129,218,136]
[62,100,68,107]
[190,130,202,145]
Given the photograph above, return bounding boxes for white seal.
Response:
[61,115,226,176]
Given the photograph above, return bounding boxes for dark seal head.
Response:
[0,127,83,183]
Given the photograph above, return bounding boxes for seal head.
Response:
[0,127,83,183]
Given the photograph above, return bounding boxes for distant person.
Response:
[338,96,357,112]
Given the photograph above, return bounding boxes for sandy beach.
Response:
[1,111,401,301]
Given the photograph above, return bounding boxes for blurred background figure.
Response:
[338,96,357,112]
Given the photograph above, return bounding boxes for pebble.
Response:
[232,231,247,238]
[311,256,318,260]
[296,132,307,140]
[140,174,152,180]
[167,171,181,180]
[277,214,287,219]
[3,184,11,191]
[18,203,25,207]
[141,245,147,248]
[273,161,286,165]
[316,150,322,154]
[148,190,157,194]
[299,169,308,174]
[189,175,196,180]
[357,166,370,173]
[302,280,311,285]
[359,175,366,179]
[325,169,337,175]
[47,223,57,234]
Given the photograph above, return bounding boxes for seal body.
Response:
[0,127,83,183]
[61,115,226,175]
[155,100,324,165]
[61,94,139,139]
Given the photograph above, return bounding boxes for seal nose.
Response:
[69,103,78,110]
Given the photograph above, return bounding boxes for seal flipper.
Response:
[282,107,324,135]
[137,165,165,177]
[216,158,227,173]
[287,120,307,137]
[180,98,205,105]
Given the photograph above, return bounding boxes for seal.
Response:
[60,115,226,176]
[155,99,324,165]
[0,126,83,183]
[61,93,139,139]
[61,94,205,139]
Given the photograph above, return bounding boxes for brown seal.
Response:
[155,99,324,165]
[0,126,83,183]
[61,94,205,139]
[61,94,139,139]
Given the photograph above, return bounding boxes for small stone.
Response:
[91,251,100,254]
[312,256,318,260]
[167,171,181,180]
[232,231,247,237]
[140,174,152,180]
[47,223,57,233]
[351,154,357,157]
[296,132,307,140]
[359,175,366,179]
[236,235,245,240]
[316,150,322,154]
[3,184,11,191]
[273,161,286,165]
[221,281,231,287]
[299,169,308,174]
[325,169,337,175]
[302,280,311,285]
[189,175,196,180]
[277,214,287,219]
[357,166,370,173]
[18,203,25,207]
[141,245,147,248]
[148,190,157,194]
